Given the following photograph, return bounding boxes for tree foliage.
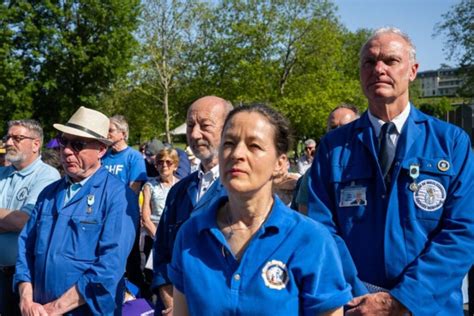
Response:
[2,0,372,143]
[152,0,370,141]
[1,0,140,137]
[435,0,473,98]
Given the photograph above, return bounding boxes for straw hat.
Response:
[53,106,112,145]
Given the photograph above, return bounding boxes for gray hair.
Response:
[110,115,129,141]
[360,27,417,64]
[304,139,316,147]
[8,119,44,146]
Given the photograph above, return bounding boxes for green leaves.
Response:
[1,0,140,137]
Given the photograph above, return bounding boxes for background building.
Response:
[417,66,465,97]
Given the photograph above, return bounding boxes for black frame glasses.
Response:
[2,134,36,143]
[57,136,93,152]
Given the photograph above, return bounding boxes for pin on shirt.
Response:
[87,194,95,214]
[409,163,420,192]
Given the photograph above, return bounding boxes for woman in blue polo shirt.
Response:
[168,104,351,315]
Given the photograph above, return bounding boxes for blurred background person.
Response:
[296,138,316,175]
[292,103,359,214]
[326,103,360,132]
[102,114,147,194]
[144,139,164,178]
[141,147,180,284]
[102,114,148,298]
[169,104,351,316]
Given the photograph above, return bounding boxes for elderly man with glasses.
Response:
[0,119,60,316]
[296,139,316,175]
[14,107,138,315]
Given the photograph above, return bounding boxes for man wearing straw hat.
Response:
[14,106,138,315]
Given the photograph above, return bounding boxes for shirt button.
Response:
[394,162,400,167]
[234,274,241,281]
[381,194,386,199]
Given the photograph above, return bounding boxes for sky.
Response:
[333,0,460,72]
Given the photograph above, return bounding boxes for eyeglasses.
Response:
[305,147,315,151]
[156,159,174,167]
[3,134,36,143]
[57,136,92,152]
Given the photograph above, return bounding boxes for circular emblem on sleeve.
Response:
[413,179,446,212]
[437,160,450,172]
[261,260,289,290]
[16,187,29,201]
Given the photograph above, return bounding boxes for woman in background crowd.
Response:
[141,148,180,267]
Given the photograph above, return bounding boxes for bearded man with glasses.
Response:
[0,119,60,316]
[13,107,138,315]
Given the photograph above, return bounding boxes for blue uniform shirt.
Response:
[308,106,474,315]
[14,167,138,315]
[102,146,147,185]
[0,157,60,266]
[169,195,352,315]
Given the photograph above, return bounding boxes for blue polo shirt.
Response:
[101,146,147,185]
[0,157,60,266]
[169,196,351,315]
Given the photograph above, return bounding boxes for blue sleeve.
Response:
[390,131,474,314]
[75,185,138,314]
[128,150,147,182]
[307,139,368,297]
[299,223,352,314]
[167,223,185,293]
[13,198,43,290]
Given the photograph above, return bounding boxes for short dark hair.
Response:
[222,104,292,156]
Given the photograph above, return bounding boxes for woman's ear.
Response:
[272,154,288,178]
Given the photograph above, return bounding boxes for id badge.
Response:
[339,185,367,207]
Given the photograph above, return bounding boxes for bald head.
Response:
[327,106,359,131]
[186,96,233,171]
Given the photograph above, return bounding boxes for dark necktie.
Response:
[378,122,396,179]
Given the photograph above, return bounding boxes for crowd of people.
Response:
[0,26,473,316]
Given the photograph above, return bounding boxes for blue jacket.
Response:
[152,171,227,290]
[14,167,138,315]
[308,107,474,315]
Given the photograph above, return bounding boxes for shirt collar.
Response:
[197,164,220,181]
[65,174,92,188]
[9,156,42,177]
[368,102,411,137]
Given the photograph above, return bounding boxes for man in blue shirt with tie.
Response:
[308,27,474,315]
[152,96,233,315]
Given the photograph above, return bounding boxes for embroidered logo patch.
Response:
[261,260,289,290]
[16,187,29,201]
[413,179,446,212]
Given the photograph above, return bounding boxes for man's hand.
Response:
[346,292,410,316]
[20,300,49,316]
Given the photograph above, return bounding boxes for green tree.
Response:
[2,0,140,137]
[418,97,454,119]
[135,0,212,143]
[435,0,473,98]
